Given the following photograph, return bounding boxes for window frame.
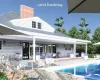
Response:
[38,22,41,29]
[32,21,36,28]
[0,41,2,50]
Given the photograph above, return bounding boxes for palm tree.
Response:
[79,17,89,27]
[54,17,64,28]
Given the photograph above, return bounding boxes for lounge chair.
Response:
[34,69,61,80]
[56,71,76,80]
[34,69,79,80]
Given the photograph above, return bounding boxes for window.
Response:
[0,41,2,50]
[38,23,41,29]
[32,21,36,28]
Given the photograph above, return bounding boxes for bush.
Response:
[0,72,8,80]
[88,54,96,58]
[21,75,33,80]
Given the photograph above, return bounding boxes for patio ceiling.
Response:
[0,24,26,35]
[67,0,100,13]
[2,35,90,44]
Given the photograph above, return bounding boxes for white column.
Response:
[33,36,36,61]
[85,43,87,53]
[74,43,76,58]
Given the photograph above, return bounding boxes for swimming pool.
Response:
[58,63,100,80]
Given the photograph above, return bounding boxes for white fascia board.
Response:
[6,35,75,44]
[93,42,100,45]
[16,30,76,42]
[71,38,91,43]
[17,30,91,43]
[0,35,32,41]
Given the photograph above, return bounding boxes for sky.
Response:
[0,0,100,37]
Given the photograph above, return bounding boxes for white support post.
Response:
[74,43,76,58]
[85,43,87,54]
[33,36,36,61]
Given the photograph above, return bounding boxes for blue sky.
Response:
[0,0,100,37]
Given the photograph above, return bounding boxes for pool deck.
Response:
[41,58,100,80]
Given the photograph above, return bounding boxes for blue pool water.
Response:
[58,63,100,80]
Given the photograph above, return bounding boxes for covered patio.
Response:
[4,34,90,61]
[0,24,91,61]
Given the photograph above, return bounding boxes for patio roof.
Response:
[67,0,100,13]
[93,42,100,45]
[0,12,91,44]
[0,24,26,35]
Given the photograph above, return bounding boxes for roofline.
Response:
[0,23,91,43]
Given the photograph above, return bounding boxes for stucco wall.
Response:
[56,44,74,57]
[0,40,22,57]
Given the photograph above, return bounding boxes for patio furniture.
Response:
[34,69,61,80]
[36,52,40,60]
[84,53,88,60]
[56,52,61,58]
[56,72,76,80]
[36,59,46,67]
[34,69,77,80]
[81,52,85,57]
[40,53,46,59]
[70,54,75,58]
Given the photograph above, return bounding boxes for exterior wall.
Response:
[10,17,55,33]
[0,40,22,57]
[56,44,74,57]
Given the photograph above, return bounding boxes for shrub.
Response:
[88,54,96,58]
[21,75,33,80]
[0,72,8,80]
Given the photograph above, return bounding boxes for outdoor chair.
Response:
[36,59,46,67]
[34,69,79,80]
[56,71,76,80]
[1,63,24,80]
[34,69,62,80]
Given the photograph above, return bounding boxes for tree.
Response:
[54,17,64,28]
[92,27,100,54]
[54,17,67,35]
[68,17,91,55]
[68,26,79,38]
[79,17,89,27]
[92,27,100,43]
[78,17,91,40]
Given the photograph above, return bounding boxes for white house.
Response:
[0,5,90,61]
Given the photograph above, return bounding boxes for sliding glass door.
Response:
[28,43,56,59]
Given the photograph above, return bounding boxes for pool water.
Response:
[58,63,100,80]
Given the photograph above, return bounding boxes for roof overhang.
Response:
[67,0,100,13]
[15,30,91,44]
[0,24,91,44]
[0,24,27,35]
[93,42,100,45]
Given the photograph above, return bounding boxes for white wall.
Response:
[10,17,55,33]
[0,40,22,56]
[56,44,74,57]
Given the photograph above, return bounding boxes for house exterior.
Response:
[0,5,90,61]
